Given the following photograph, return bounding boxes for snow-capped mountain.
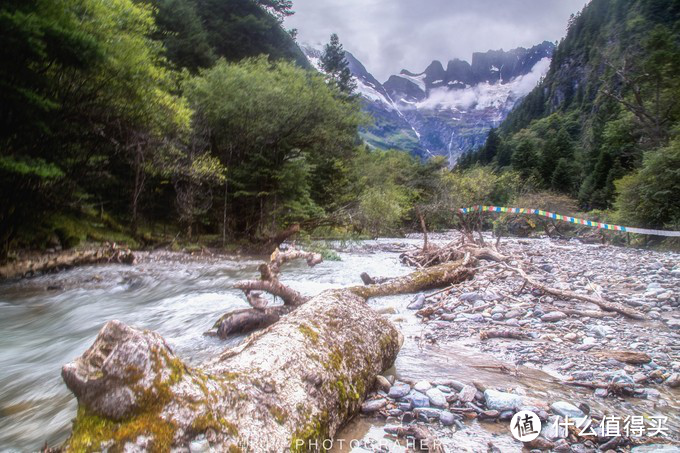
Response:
[301,42,554,163]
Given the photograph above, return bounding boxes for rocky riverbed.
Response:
[342,233,680,452]
[0,233,678,452]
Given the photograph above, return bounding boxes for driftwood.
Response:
[502,263,646,320]
[480,328,533,341]
[593,350,651,364]
[61,289,402,452]
[0,245,135,280]
[212,249,322,338]
[351,254,475,299]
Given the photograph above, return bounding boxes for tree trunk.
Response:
[61,289,402,452]
[0,246,135,280]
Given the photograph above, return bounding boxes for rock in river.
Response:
[361,398,387,414]
[484,389,523,412]
[426,387,448,408]
[405,390,430,408]
[408,293,426,310]
[388,382,411,399]
[414,380,432,392]
[550,401,585,419]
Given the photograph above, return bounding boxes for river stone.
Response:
[426,388,447,408]
[665,373,680,387]
[458,385,477,403]
[484,389,523,411]
[437,385,452,393]
[505,309,522,319]
[414,407,443,421]
[388,382,411,399]
[459,291,482,302]
[541,311,567,322]
[397,401,412,411]
[414,380,432,392]
[499,410,514,421]
[550,401,585,419]
[361,398,387,413]
[405,390,430,408]
[408,293,426,310]
[374,375,391,393]
[439,411,456,426]
[491,313,504,321]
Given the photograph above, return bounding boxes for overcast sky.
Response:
[284,0,588,82]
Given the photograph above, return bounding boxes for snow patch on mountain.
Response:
[416,57,550,111]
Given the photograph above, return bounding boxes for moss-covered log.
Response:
[349,255,475,299]
[61,289,402,452]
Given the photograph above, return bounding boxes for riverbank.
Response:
[0,234,678,451]
[340,232,680,451]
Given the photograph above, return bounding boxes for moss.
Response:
[228,445,243,453]
[324,348,343,372]
[298,324,319,345]
[67,406,176,452]
[289,410,330,453]
[268,404,288,424]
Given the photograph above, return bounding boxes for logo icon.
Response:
[510,410,542,442]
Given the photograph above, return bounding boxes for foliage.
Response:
[184,57,363,237]
[460,0,680,229]
[320,34,356,95]
[614,137,680,229]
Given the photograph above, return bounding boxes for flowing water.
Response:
[0,239,677,452]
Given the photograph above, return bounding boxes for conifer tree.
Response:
[320,33,356,94]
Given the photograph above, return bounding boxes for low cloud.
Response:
[415,57,551,111]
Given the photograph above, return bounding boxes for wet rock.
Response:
[498,410,513,421]
[413,407,442,421]
[405,390,430,408]
[361,398,387,413]
[387,409,403,417]
[594,388,608,398]
[408,294,426,310]
[550,401,585,419]
[397,401,412,412]
[541,311,567,322]
[437,385,452,393]
[388,382,411,399]
[609,370,634,385]
[665,372,680,388]
[540,264,553,273]
[525,436,555,450]
[480,409,500,419]
[491,313,504,321]
[426,387,447,408]
[440,411,457,426]
[414,380,432,392]
[484,389,523,412]
[374,375,391,393]
[458,385,477,403]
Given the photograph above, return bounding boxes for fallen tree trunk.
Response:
[61,289,402,452]
[0,245,135,280]
[350,255,475,299]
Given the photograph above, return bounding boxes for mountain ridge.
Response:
[302,41,555,162]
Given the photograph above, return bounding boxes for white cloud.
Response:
[285,0,587,81]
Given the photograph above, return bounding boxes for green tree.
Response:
[320,33,356,95]
[185,57,362,237]
[614,137,680,228]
